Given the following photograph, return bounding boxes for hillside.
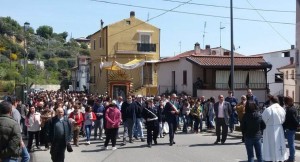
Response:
[0,16,90,93]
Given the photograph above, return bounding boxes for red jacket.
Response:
[105,106,121,129]
[69,112,84,127]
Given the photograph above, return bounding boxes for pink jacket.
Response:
[105,106,121,129]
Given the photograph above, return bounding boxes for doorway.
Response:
[112,85,127,100]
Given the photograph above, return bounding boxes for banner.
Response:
[99,59,145,71]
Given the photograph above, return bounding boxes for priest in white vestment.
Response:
[261,96,288,161]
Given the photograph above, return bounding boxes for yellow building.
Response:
[89,11,160,99]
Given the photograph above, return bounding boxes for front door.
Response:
[112,85,127,100]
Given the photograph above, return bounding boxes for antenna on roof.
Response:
[147,12,150,21]
[179,41,181,53]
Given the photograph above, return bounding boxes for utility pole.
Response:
[230,0,235,93]
[220,22,225,48]
[202,21,206,49]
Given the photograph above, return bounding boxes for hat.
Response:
[112,100,117,105]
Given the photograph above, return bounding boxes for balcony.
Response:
[115,42,157,54]
[137,43,156,52]
[202,83,267,90]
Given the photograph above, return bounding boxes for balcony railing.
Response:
[202,83,267,90]
[115,42,157,53]
[137,43,156,52]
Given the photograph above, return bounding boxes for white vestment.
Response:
[262,103,288,161]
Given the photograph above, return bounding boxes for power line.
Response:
[90,0,295,25]
[162,0,295,13]
[245,0,292,45]
[91,0,192,37]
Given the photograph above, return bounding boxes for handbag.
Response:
[67,143,73,152]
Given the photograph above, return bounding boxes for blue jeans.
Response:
[1,158,18,162]
[21,146,30,162]
[285,129,296,161]
[85,125,92,141]
[134,118,144,138]
[182,114,189,132]
[244,137,262,162]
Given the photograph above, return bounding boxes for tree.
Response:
[42,51,52,60]
[60,78,70,90]
[80,49,90,56]
[10,53,17,61]
[44,60,57,71]
[57,59,68,69]
[27,48,37,60]
[36,25,53,39]
[55,49,71,58]
[80,43,88,49]
[67,60,76,68]
[59,32,68,41]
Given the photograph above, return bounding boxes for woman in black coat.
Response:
[241,101,266,162]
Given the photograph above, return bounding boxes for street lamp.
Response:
[23,22,30,90]
[230,0,234,93]
[23,22,30,104]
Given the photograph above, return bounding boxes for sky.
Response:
[0,0,296,57]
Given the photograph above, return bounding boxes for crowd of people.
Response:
[0,88,299,162]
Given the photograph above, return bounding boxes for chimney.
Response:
[205,45,210,49]
[130,11,135,18]
[194,42,201,54]
[291,45,295,49]
[290,57,294,64]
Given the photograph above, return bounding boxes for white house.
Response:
[251,49,296,96]
[70,56,90,92]
[157,43,271,102]
[278,63,296,101]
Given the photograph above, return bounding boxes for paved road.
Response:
[32,129,300,162]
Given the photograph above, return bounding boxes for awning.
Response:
[100,59,145,71]
[145,60,160,63]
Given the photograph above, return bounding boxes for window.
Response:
[282,51,290,57]
[99,37,102,48]
[292,70,295,80]
[292,91,295,100]
[172,71,175,91]
[93,40,96,50]
[286,90,289,97]
[126,20,131,25]
[286,71,289,79]
[274,73,283,83]
[140,34,151,44]
[183,70,187,85]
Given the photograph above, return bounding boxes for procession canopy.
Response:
[100,59,145,71]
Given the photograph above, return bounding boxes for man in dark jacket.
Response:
[142,99,159,147]
[164,97,179,146]
[47,107,72,162]
[0,101,23,162]
[121,96,137,145]
[134,95,145,142]
[283,96,299,162]
[214,95,232,145]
